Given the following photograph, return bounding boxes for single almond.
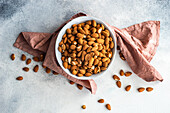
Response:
[46,68,51,74]
[53,71,58,75]
[33,57,39,62]
[84,24,90,29]
[125,85,131,92]
[125,72,132,77]
[63,62,68,69]
[113,75,120,81]
[86,20,92,25]
[119,51,126,61]
[101,24,105,30]
[70,45,76,50]
[102,57,109,62]
[85,54,91,61]
[91,46,98,51]
[77,73,83,77]
[77,45,82,51]
[106,104,111,110]
[85,73,92,77]
[21,54,26,61]
[72,69,78,75]
[116,81,121,88]
[97,39,104,44]
[102,31,110,37]
[33,65,39,72]
[11,54,15,60]
[78,27,86,34]
[103,62,108,68]
[87,46,92,53]
[120,69,124,76]
[23,67,29,72]
[94,59,99,65]
[42,64,46,68]
[98,99,104,103]
[88,57,94,67]
[77,33,85,38]
[69,81,75,85]
[97,27,102,33]
[40,54,44,61]
[92,20,97,27]
[101,67,107,71]
[16,76,23,81]
[66,28,71,34]
[110,41,114,48]
[105,37,110,44]
[138,87,145,92]
[88,41,95,46]
[58,46,62,52]
[26,58,31,65]
[146,87,153,92]
[82,105,86,109]
[120,56,126,61]
[70,65,77,71]
[77,84,83,90]
[79,69,86,74]
[77,51,82,57]
[68,65,71,69]
[91,33,99,38]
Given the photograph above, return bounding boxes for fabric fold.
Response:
[13,12,163,95]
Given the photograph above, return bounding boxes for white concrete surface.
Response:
[0,0,170,113]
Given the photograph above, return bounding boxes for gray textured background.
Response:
[0,0,170,113]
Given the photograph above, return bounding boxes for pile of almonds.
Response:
[58,20,114,77]
[10,53,58,81]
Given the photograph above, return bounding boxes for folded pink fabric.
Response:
[14,12,163,95]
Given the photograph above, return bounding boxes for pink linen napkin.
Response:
[14,12,163,95]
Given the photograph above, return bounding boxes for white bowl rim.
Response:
[55,16,117,80]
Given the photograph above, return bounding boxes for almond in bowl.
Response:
[56,17,116,80]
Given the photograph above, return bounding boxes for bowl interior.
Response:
[55,16,117,80]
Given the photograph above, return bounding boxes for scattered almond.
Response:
[33,65,39,72]
[42,64,46,68]
[40,54,44,61]
[116,81,121,88]
[146,87,153,92]
[120,69,124,76]
[53,71,58,75]
[26,58,31,65]
[113,75,120,81]
[82,105,86,109]
[33,57,39,62]
[98,99,104,103]
[138,87,145,92]
[125,85,131,91]
[16,76,23,81]
[106,104,111,110]
[77,84,83,90]
[23,67,29,72]
[46,68,51,74]
[11,54,15,60]
[125,72,132,77]
[21,54,26,61]
[119,51,126,61]
[69,81,75,85]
